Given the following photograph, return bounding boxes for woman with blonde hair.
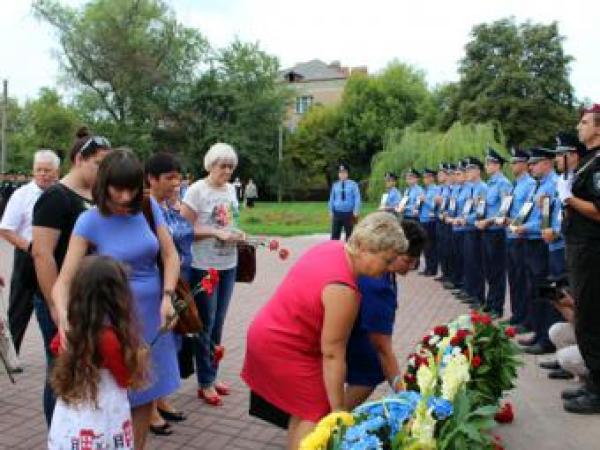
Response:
[242,212,408,449]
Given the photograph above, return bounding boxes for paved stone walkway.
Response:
[1,236,599,449]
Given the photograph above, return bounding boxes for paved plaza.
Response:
[1,236,599,449]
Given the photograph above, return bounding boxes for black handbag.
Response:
[236,243,256,283]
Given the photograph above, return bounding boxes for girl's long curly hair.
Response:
[51,255,149,406]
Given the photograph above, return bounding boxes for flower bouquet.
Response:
[300,311,522,450]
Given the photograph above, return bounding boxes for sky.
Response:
[1,0,598,102]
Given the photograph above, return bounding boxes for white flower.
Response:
[441,353,470,401]
[417,364,436,395]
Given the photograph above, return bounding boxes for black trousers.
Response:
[464,230,485,304]
[524,239,550,343]
[8,248,37,353]
[506,238,528,325]
[436,221,448,278]
[331,211,354,241]
[482,229,507,314]
[422,220,438,275]
[451,231,465,287]
[566,241,600,375]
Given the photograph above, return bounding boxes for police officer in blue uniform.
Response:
[328,163,361,240]
[459,157,487,307]
[501,148,537,329]
[475,148,512,317]
[512,147,558,355]
[559,104,600,413]
[380,172,401,210]
[448,161,470,295]
[398,169,424,220]
[419,168,439,276]
[435,163,452,282]
[442,164,459,289]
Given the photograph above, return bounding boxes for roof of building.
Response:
[280,59,348,82]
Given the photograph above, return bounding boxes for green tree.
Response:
[441,18,577,147]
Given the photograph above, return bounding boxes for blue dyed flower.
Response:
[393,390,421,409]
[342,434,382,450]
[427,396,454,420]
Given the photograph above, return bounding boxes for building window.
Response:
[295,95,313,114]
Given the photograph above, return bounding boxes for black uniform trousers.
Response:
[8,247,37,353]
[506,238,528,326]
[422,220,438,275]
[566,241,600,380]
[524,239,552,347]
[463,229,485,304]
[451,230,465,288]
[436,220,449,279]
[331,211,354,241]
[482,229,507,315]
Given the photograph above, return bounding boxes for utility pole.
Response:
[277,124,283,203]
[1,80,7,174]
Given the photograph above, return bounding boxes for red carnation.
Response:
[505,326,516,338]
[404,373,416,384]
[434,325,449,337]
[422,335,431,345]
[471,355,482,368]
[456,329,470,339]
[450,336,461,346]
[208,268,219,283]
[212,345,225,366]
[494,402,514,423]
[480,314,492,325]
[268,239,279,251]
[201,277,215,296]
[471,311,482,323]
[278,248,290,260]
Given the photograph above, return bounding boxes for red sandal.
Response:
[197,389,223,406]
[214,382,231,396]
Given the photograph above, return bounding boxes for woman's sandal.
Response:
[149,422,173,436]
[214,382,230,396]
[198,389,223,406]
[157,407,187,422]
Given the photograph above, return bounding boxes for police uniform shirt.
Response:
[454,181,472,231]
[564,146,600,242]
[522,171,558,239]
[383,186,402,209]
[549,196,565,252]
[484,172,513,229]
[403,184,424,218]
[0,180,44,241]
[328,179,361,214]
[465,180,488,228]
[448,183,462,218]
[507,173,537,239]
[419,184,439,223]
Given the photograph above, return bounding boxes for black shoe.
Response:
[158,408,187,422]
[443,282,455,290]
[425,272,436,277]
[561,386,587,400]
[549,368,575,380]
[539,360,560,370]
[461,297,477,305]
[564,392,600,414]
[515,325,531,335]
[434,276,445,282]
[418,271,428,276]
[523,343,555,355]
[149,422,173,436]
[8,366,23,374]
[455,292,470,299]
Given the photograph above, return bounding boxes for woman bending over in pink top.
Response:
[242,212,408,450]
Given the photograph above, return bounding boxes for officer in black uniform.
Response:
[560,104,600,413]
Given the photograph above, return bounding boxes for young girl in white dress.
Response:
[48,255,148,450]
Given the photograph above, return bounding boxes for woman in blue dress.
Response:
[53,149,181,449]
[145,152,194,435]
[345,219,427,409]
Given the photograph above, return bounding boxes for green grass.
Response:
[238,202,378,236]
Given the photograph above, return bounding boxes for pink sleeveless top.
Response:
[241,240,358,422]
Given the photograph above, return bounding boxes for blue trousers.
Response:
[482,229,507,314]
[451,231,465,287]
[32,295,57,427]
[190,267,236,388]
[463,230,485,304]
[506,239,528,325]
[422,221,438,275]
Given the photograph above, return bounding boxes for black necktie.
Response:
[341,181,346,201]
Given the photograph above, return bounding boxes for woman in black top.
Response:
[31,128,112,426]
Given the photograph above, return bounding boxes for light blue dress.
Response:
[73,199,180,407]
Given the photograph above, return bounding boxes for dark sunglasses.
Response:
[78,136,112,157]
